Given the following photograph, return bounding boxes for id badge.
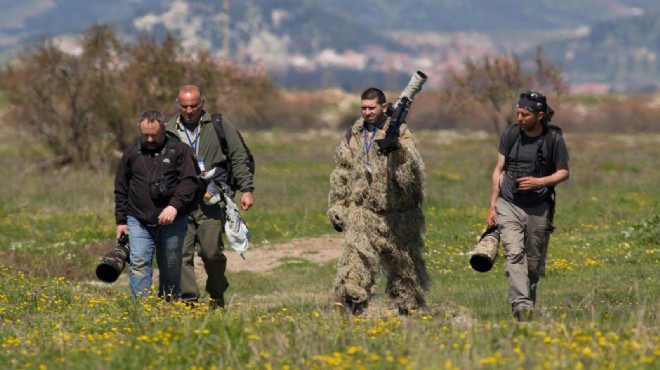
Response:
[364,161,373,173]
[197,158,206,172]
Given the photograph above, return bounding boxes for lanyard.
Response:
[183,124,200,154]
[363,126,378,162]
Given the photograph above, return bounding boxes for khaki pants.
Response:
[496,198,550,313]
[180,204,228,303]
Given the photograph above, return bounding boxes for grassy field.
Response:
[0,127,658,369]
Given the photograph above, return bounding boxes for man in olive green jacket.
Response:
[166,85,255,308]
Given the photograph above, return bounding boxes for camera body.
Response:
[148,177,168,200]
[509,170,525,194]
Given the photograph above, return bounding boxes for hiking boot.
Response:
[183,300,199,309]
[209,297,225,310]
[513,309,533,321]
[348,301,366,315]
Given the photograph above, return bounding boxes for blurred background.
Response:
[0,0,659,171]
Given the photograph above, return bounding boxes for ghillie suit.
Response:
[328,117,430,314]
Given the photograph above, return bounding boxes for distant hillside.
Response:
[126,0,413,58]
[536,10,660,92]
[0,1,161,49]
[320,0,659,32]
[2,0,660,92]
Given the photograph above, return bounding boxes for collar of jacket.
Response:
[176,110,213,130]
[137,135,170,154]
[361,116,389,132]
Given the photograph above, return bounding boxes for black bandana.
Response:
[517,96,546,112]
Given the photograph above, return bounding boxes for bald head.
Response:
[177,85,203,101]
[177,85,205,126]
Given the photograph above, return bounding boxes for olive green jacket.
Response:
[166,111,254,194]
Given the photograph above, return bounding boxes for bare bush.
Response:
[0,25,125,170]
[404,91,462,130]
[0,24,279,171]
[443,48,568,135]
[558,95,660,133]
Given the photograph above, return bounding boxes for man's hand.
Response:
[158,205,178,225]
[327,206,345,233]
[486,209,498,228]
[516,176,546,191]
[116,224,128,240]
[375,138,402,153]
[241,192,254,210]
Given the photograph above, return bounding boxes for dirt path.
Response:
[223,235,342,273]
[136,235,343,284]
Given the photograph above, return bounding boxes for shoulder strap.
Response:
[503,123,521,171]
[544,124,562,163]
[211,113,230,157]
[127,139,142,170]
[163,136,179,159]
[541,124,562,175]
[344,125,352,143]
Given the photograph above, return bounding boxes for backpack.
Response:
[128,136,207,210]
[502,123,562,227]
[502,123,562,181]
[211,113,255,193]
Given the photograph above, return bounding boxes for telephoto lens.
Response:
[96,234,130,283]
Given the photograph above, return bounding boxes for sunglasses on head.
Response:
[519,92,546,102]
[518,92,546,112]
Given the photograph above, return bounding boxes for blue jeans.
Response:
[127,214,187,300]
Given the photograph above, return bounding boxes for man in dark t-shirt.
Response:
[486,91,570,321]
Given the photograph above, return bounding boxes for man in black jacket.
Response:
[115,110,200,300]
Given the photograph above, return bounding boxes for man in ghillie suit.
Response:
[328,87,430,316]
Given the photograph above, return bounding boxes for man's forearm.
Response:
[489,170,502,209]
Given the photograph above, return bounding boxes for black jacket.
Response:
[114,136,199,226]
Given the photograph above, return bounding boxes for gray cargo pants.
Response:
[495,197,550,314]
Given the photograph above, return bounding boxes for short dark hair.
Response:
[138,110,165,126]
[361,88,386,104]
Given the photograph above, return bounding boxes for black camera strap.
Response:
[511,128,546,178]
[139,144,167,183]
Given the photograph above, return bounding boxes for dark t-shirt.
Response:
[499,127,569,207]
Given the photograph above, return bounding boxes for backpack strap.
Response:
[211,113,230,158]
[211,112,233,180]
[502,123,521,171]
[544,124,561,166]
[126,139,141,170]
[344,125,352,143]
